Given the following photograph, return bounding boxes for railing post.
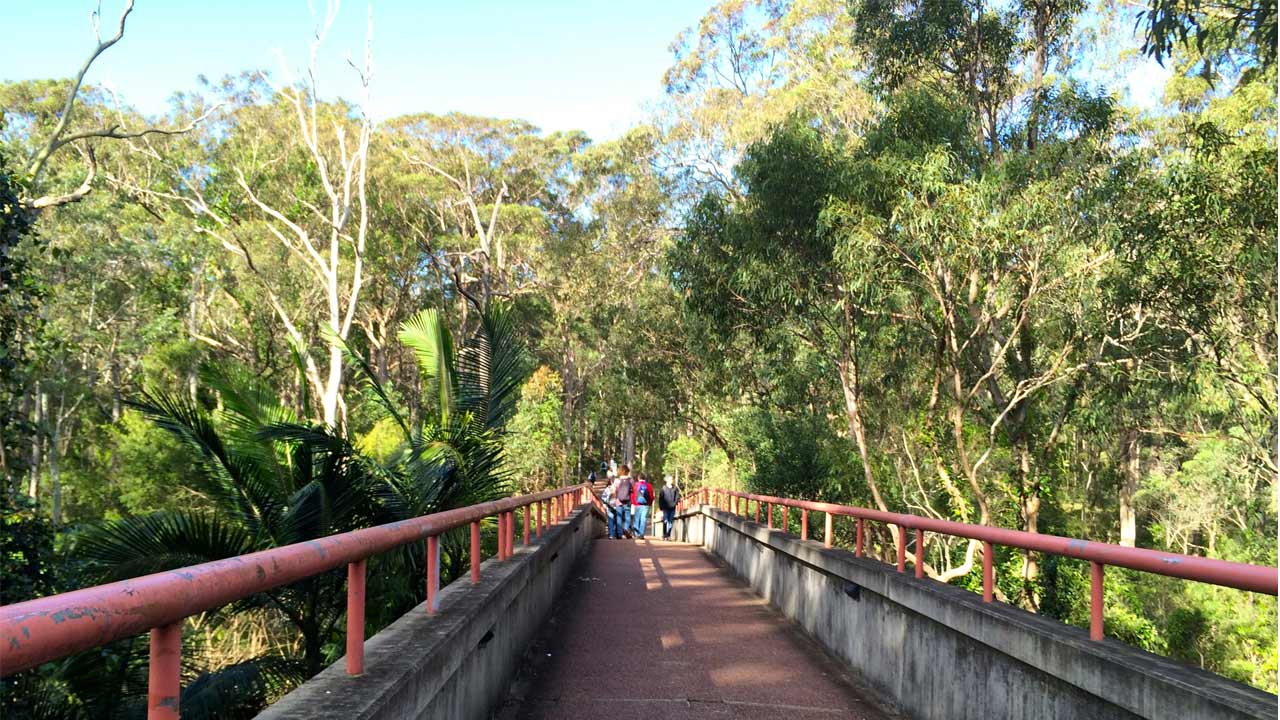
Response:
[801,509,808,540]
[768,503,774,529]
[1090,561,1105,641]
[781,505,789,533]
[915,529,925,579]
[504,512,512,559]
[470,520,481,584]
[824,512,833,548]
[426,535,440,613]
[523,505,531,546]
[346,558,366,675]
[147,623,182,720]
[754,500,760,523]
[896,525,906,573]
[502,512,512,559]
[982,541,993,602]
[496,513,505,560]
[855,518,864,557]
[538,500,545,536]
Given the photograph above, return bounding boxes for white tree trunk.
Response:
[1119,430,1140,547]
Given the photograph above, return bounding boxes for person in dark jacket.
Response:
[658,475,681,540]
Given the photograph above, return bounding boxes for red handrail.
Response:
[0,484,590,718]
[694,487,1277,641]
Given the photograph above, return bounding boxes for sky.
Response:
[1,1,1170,142]
[0,0,709,142]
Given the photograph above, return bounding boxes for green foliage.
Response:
[505,366,566,491]
[0,0,1274,703]
[663,436,703,485]
[0,154,38,488]
[0,489,55,605]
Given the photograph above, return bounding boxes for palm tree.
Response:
[66,301,531,715]
[72,366,384,717]
[350,301,529,588]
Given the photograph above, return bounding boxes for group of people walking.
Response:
[593,464,681,540]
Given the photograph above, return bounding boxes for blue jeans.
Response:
[662,508,675,538]
[632,504,650,537]
[609,505,632,537]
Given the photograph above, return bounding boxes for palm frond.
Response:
[179,655,308,720]
[456,302,529,431]
[259,422,384,540]
[398,309,456,424]
[333,332,411,439]
[126,391,284,539]
[76,511,257,582]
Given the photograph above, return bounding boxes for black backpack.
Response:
[660,486,679,510]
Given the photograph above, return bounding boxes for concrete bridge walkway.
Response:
[498,538,892,719]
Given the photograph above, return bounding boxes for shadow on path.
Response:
[497,538,894,719]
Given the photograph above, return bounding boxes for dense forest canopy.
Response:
[1,0,1276,715]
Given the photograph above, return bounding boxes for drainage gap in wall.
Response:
[843,582,862,601]
[550,552,560,562]
[478,628,495,648]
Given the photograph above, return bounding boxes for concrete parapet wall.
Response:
[674,505,1276,720]
[257,507,602,720]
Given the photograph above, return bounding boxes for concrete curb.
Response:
[257,506,603,720]
[678,505,1277,720]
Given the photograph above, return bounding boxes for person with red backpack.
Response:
[609,467,634,539]
[631,474,654,538]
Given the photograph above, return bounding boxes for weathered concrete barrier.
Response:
[673,505,1277,720]
[258,506,602,720]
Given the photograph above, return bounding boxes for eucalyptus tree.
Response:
[8,0,214,213]
[387,113,588,322]
[101,4,374,430]
[657,0,875,202]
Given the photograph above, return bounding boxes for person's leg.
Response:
[620,505,631,537]
[608,507,619,538]
[633,505,647,537]
[663,508,675,538]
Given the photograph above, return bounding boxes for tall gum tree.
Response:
[110,2,374,428]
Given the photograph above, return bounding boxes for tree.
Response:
[13,0,213,212]
[77,367,384,676]
[505,367,566,492]
[110,3,373,428]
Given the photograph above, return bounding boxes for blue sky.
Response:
[1,0,708,141]
[2,1,1169,141]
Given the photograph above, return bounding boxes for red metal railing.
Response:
[0,484,591,719]
[692,487,1277,641]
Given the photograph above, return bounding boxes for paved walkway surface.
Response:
[499,538,893,719]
